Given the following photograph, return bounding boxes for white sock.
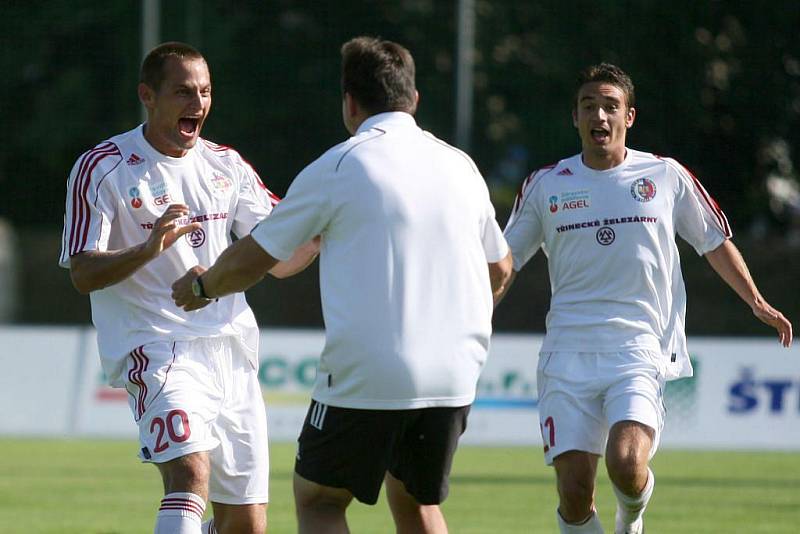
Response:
[154,492,205,534]
[201,518,217,534]
[557,508,605,533]
[613,467,654,526]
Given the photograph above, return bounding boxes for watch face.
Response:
[191,278,202,298]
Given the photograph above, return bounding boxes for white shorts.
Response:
[536,350,665,466]
[123,336,269,504]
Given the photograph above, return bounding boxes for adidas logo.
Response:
[557,168,573,176]
[126,153,144,166]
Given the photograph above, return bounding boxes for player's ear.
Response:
[342,92,355,118]
[626,106,636,128]
[138,83,155,110]
[572,107,578,128]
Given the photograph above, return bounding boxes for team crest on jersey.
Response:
[186,227,206,248]
[210,172,233,195]
[630,178,657,202]
[129,187,143,209]
[548,195,559,213]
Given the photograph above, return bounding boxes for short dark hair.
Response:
[575,63,635,109]
[341,36,417,115]
[140,41,206,91]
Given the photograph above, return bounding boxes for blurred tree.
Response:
[0,1,139,226]
[2,0,798,330]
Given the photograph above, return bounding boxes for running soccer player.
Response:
[171,36,513,534]
[500,63,793,534]
[60,42,317,534]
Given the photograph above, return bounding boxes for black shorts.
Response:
[294,400,471,505]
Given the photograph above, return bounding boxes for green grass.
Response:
[0,439,798,533]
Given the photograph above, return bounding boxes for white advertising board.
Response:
[0,326,82,435]
[660,338,800,449]
[1,327,797,450]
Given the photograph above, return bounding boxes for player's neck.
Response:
[142,123,190,158]
[582,148,627,171]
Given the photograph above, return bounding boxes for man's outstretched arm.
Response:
[171,235,279,311]
[704,239,792,347]
[268,236,321,279]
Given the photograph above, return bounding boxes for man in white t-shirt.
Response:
[500,63,793,534]
[60,42,317,534]
[172,36,513,534]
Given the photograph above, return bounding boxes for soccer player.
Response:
[60,42,317,534]
[171,36,513,534]
[500,63,793,534]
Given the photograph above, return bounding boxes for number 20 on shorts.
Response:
[150,409,192,453]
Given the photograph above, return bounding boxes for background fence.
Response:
[2,1,800,331]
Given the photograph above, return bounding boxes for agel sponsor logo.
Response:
[562,199,589,210]
[559,189,591,210]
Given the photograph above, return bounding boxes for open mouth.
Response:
[590,128,609,143]
[179,117,200,136]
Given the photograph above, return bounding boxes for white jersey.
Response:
[251,112,509,409]
[504,149,731,379]
[59,125,278,386]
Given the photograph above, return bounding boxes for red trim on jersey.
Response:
[69,143,116,255]
[201,139,280,205]
[266,188,280,206]
[512,164,558,216]
[70,145,100,245]
[70,144,121,255]
[235,155,279,203]
[73,144,117,251]
[680,164,732,237]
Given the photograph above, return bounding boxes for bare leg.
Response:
[553,450,600,524]
[605,421,653,495]
[293,472,353,534]
[210,502,267,534]
[157,451,211,498]
[384,471,448,534]
[606,421,655,534]
[154,452,211,533]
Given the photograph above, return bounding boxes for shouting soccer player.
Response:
[60,42,317,533]
[499,63,792,534]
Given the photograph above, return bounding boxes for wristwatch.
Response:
[191,275,212,300]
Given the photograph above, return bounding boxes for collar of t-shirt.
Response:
[577,147,634,176]
[136,123,197,167]
[355,111,417,135]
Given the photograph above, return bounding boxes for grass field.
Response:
[1,439,798,533]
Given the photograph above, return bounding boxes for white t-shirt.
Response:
[504,149,731,379]
[60,125,278,386]
[251,112,509,409]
